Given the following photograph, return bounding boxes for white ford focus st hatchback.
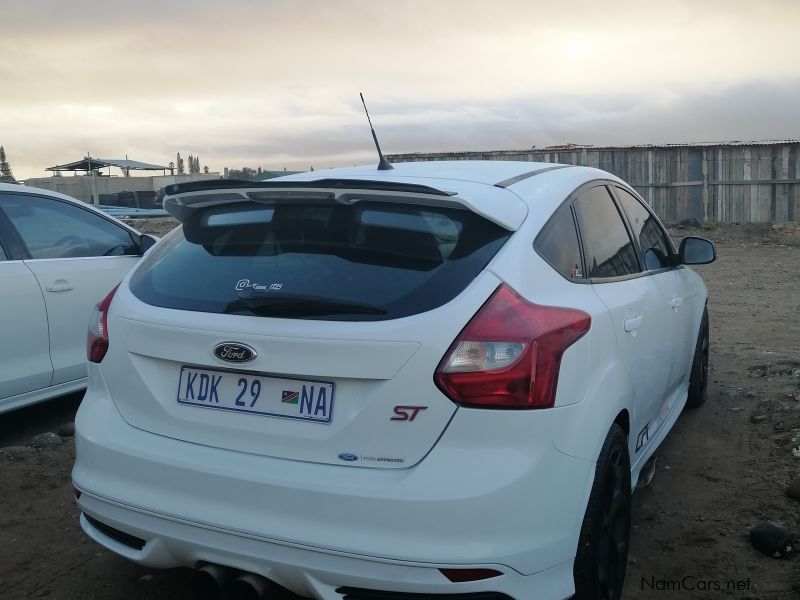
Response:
[72,161,715,600]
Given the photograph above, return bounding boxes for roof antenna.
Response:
[360,93,393,170]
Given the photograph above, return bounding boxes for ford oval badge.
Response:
[338,453,359,462]
[213,342,257,364]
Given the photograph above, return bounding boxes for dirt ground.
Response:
[1,221,799,600]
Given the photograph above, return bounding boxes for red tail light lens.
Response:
[87,284,120,364]
[434,284,590,409]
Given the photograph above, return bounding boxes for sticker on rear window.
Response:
[235,279,283,292]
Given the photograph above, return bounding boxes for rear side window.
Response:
[535,206,583,280]
[573,186,640,279]
[130,200,510,320]
[614,187,674,271]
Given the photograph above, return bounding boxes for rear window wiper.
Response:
[223,293,387,317]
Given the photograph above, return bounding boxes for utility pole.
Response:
[87,153,99,207]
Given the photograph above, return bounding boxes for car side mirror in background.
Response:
[679,236,716,265]
[139,234,159,255]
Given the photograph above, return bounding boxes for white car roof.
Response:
[276,161,624,230]
[283,160,555,186]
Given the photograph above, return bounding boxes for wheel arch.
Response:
[613,409,630,439]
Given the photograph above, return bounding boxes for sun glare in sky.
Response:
[561,34,594,61]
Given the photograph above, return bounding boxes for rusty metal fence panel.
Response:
[389,142,800,224]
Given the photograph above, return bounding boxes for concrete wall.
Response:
[23,172,221,205]
[388,142,800,224]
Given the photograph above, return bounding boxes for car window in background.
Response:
[0,241,6,261]
[535,205,584,280]
[614,187,674,271]
[0,194,139,259]
[574,186,640,279]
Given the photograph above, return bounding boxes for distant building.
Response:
[223,167,303,180]
[255,169,304,180]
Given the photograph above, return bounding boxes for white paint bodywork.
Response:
[0,183,142,413]
[72,162,709,599]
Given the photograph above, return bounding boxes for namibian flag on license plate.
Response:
[282,390,299,404]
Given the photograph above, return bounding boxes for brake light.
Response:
[87,284,120,363]
[434,284,590,409]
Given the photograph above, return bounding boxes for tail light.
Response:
[434,284,590,409]
[87,284,120,364]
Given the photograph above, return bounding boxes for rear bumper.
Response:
[77,496,573,600]
[73,375,594,599]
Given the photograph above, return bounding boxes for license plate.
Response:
[176,366,334,423]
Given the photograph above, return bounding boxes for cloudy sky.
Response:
[1,0,798,179]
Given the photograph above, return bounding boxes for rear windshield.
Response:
[129,200,510,320]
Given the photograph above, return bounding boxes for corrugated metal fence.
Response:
[389,141,800,224]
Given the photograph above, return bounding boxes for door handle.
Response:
[670,296,683,310]
[623,315,644,332]
[46,280,74,293]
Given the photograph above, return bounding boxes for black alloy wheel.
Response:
[686,308,710,408]
[574,425,631,600]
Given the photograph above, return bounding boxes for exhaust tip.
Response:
[191,563,235,600]
[636,455,657,489]
[229,572,280,600]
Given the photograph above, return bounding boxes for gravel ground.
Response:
[1,223,799,600]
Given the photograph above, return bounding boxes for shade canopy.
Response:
[47,157,170,173]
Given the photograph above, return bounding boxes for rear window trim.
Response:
[534,179,683,286]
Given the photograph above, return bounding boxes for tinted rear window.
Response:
[535,205,583,280]
[130,200,510,320]
[573,186,640,279]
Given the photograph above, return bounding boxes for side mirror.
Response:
[679,236,716,265]
[139,234,159,255]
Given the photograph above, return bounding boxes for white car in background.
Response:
[72,161,715,600]
[0,183,156,414]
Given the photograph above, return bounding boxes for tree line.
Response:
[0,146,15,183]
[170,152,209,175]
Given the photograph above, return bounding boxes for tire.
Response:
[685,308,709,408]
[573,425,631,600]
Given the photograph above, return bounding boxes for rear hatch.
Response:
[103,179,520,468]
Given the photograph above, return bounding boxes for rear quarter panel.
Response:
[489,167,634,461]
[484,198,634,464]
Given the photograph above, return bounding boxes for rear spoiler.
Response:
[163,178,526,230]
[164,178,456,197]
